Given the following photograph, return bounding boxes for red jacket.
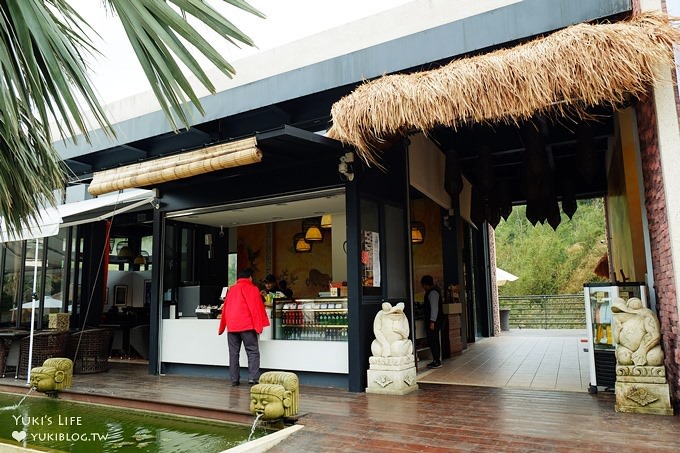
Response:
[218,278,270,334]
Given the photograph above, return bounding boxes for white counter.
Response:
[160,317,348,374]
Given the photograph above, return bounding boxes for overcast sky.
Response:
[73,0,413,103]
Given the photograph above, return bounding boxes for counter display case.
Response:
[273,298,348,341]
[583,282,646,393]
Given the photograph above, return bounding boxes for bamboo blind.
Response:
[88,136,262,196]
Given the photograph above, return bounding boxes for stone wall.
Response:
[636,91,680,411]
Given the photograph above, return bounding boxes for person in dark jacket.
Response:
[218,268,270,386]
[421,275,443,368]
[278,279,293,298]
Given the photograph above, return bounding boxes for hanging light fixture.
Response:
[293,233,312,252]
[410,197,426,244]
[320,214,333,229]
[302,218,323,241]
[134,250,149,266]
[411,221,426,244]
[117,242,133,259]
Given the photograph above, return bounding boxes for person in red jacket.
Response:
[218,267,270,386]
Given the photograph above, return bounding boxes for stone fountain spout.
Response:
[30,358,73,397]
[249,371,299,420]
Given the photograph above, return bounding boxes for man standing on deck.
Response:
[421,275,443,368]
[218,268,270,386]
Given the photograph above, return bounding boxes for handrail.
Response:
[499,294,586,329]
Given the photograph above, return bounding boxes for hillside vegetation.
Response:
[494,199,608,296]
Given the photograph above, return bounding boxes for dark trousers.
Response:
[227,330,260,383]
[426,324,441,362]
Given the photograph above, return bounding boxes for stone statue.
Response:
[370,302,413,358]
[366,302,418,395]
[611,297,663,366]
[250,371,299,420]
[30,358,73,394]
[611,297,672,415]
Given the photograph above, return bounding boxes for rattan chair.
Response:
[15,330,70,379]
[67,328,113,374]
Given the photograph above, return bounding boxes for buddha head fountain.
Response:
[30,358,73,396]
[249,371,299,420]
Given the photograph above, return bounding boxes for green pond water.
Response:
[0,391,269,452]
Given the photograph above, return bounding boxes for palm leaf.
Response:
[0,0,261,236]
[106,0,264,129]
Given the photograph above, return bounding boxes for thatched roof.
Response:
[327,12,680,166]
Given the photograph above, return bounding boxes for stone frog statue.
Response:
[611,297,664,367]
[370,302,413,358]
[30,358,73,394]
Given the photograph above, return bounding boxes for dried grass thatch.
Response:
[327,12,680,166]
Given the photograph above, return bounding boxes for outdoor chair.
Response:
[15,330,70,379]
[67,328,113,374]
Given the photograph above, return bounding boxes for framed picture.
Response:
[114,285,128,306]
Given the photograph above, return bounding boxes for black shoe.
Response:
[427,361,442,369]
[248,379,258,385]
[231,381,240,387]
[425,361,437,368]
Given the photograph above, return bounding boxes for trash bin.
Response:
[500,309,511,331]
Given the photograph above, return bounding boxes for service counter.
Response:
[160,298,349,374]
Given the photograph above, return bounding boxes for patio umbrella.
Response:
[496,267,519,286]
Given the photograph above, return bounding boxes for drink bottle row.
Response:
[281,310,348,326]
[282,326,348,341]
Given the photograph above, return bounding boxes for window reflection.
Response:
[21,240,44,328]
[1,241,22,327]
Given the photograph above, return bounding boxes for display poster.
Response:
[361,230,381,287]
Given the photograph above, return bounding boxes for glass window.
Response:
[227,253,237,286]
[1,241,22,327]
[22,240,44,328]
[140,235,153,269]
[43,231,68,326]
[68,235,83,317]
[179,227,194,283]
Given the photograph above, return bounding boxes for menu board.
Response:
[361,230,381,287]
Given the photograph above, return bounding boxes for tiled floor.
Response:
[418,329,592,392]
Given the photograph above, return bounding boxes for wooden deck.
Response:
[1,331,679,452]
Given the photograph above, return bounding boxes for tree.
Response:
[495,199,607,296]
[0,0,263,235]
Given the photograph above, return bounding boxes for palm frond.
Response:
[0,0,261,235]
[107,0,264,130]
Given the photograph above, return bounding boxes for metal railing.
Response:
[499,294,586,329]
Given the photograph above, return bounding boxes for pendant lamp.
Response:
[117,242,133,259]
[293,233,312,252]
[302,218,323,241]
[411,221,425,244]
[321,214,333,229]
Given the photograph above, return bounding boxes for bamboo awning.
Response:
[88,136,262,196]
[327,12,680,166]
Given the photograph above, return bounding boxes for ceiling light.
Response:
[134,250,149,265]
[411,221,425,244]
[293,233,311,252]
[302,218,323,241]
[117,244,133,259]
[321,214,332,229]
